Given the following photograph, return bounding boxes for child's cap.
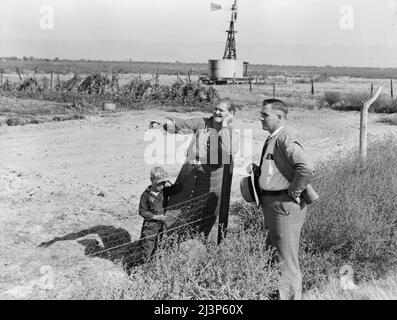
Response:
[150,167,169,183]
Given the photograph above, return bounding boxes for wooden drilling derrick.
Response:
[201,1,252,85]
[223,0,238,60]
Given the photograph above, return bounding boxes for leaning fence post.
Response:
[360,87,382,159]
[16,67,22,82]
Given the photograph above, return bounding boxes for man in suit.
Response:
[248,98,318,300]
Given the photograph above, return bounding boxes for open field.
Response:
[2,58,397,79]
[0,72,396,299]
[1,72,396,128]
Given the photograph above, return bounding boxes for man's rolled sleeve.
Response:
[165,117,204,134]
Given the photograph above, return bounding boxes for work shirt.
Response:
[139,182,182,220]
[165,116,240,166]
[259,126,290,191]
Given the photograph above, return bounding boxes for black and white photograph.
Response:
[0,0,396,303]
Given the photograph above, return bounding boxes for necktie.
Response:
[259,135,272,168]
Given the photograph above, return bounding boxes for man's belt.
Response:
[260,189,289,196]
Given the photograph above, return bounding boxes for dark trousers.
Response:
[139,219,164,261]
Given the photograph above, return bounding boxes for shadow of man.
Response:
[38,225,145,275]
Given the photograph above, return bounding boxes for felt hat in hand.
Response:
[240,171,260,207]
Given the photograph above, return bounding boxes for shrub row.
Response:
[0,72,220,110]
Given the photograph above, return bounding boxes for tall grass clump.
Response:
[319,91,397,113]
[304,274,397,300]
[66,229,279,300]
[321,91,342,107]
[124,230,279,299]
[303,136,397,282]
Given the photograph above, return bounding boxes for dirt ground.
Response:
[1,94,397,298]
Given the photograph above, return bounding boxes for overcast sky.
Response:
[1,0,397,67]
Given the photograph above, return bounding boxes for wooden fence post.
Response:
[0,70,3,86]
[50,72,53,90]
[391,78,394,99]
[16,67,22,81]
[360,87,382,159]
[272,82,276,98]
[370,83,373,97]
[311,79,315,95]
[249,77,252,92]
[187,69,191,83]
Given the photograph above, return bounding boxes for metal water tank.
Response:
[208,59,244,80]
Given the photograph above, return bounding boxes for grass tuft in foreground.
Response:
[302,135,397,284]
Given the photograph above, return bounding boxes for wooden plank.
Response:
[217,156,234,244]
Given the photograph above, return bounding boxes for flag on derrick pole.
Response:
[211,3,222,11]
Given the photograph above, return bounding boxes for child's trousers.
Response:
[140,219,164,261]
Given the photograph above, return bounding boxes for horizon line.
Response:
[2,56,397,70]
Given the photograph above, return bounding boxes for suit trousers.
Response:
[261,194,307,300]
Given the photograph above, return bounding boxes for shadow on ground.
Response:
[38,225,145,275]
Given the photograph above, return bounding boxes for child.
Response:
[138,166,182,261]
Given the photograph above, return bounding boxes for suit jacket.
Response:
[256,127,319,205]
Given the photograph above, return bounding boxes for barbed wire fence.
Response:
[39,192,219,274]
